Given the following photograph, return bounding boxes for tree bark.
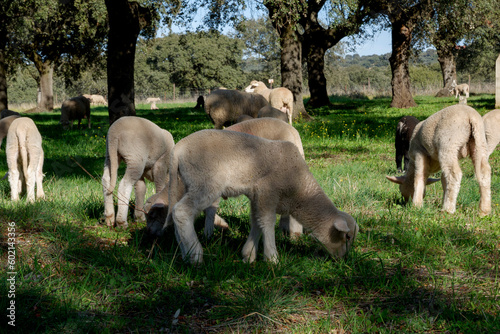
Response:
[435,46,457,97]
[105,0,143,124]
[389,22,417,108]
[279,24,312,121]
[304,38,331,108]
[31,53,54,112]
[0,50,8,111]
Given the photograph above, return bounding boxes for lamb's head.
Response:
[317,211,358,258]
[244,80,264,93]
[386,175,440,202]
[145,193,169,237]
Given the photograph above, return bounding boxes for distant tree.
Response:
[378,0,434,108]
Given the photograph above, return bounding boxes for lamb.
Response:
[0,115,21,149]
[102,116,175,228]
[60,95,91,129]
[146,118,306,239]
[204,89,269,129]
[194,95,204,110]
[386,105,491,216]
[245,80,293,124]
[89,94,107,105]
[482,109,500,156]
[6,117,45,202]
[450,80,470,99]
[164,129,358,264]
[146,97,161,110]
[257,105,289,123]
[395,116,420,172]
[1,109,20,119]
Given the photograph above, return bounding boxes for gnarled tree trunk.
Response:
[389,22,417,108]
[32,54,54,112]
[435,46,457,97]
[304,40,331,108]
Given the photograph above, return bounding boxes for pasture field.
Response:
[1,95,499,333]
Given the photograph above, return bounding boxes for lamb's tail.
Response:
[104,136,119,194]
[19,132,29,180]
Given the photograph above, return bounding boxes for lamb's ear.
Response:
[426,177,440,185]
[386,175,405,185]
[333,219,350,234]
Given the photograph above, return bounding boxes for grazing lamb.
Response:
[386,105,491,216]
[165,129,358,264]
[89,94,107,105]
[395,116,420,172]
[257,105,289,123]
[6,117,45,202]
[245,80,293,124]
[204,89,269,129]
[1,109,20,119]
[450,80,470,99]
[194,95,204,110]
[102,116,175,228]
[0,115,21,149]
[146,118,306,239]
[482,109,500,156]
[146,97,161,110]
[60,95,91,129]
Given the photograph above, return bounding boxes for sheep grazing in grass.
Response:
[395,116,420,172]
[450,80,470,99]
[102,116,175,229]
[204,89,269,129]
[60,95,91,129]
[0,115,21,149]
[387,105,491,216]
[245,80,293,124]
[6,117,45,202]
[165,129,358,264]
[1,109,20,119]
[146,97,161,110]
[146,117,307,239]
[194,95,204,110]
[89,94,107,105]
[257,105,289,123]
[482,109,500,156]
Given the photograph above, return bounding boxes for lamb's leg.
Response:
[25,154,37,203]
[412,153,429,208]
[102,164,115,227]
[440,158,462,214]
[8,167,20,201]
[203,198,229,238]
[279,215,303,240]
[35,150,45,200]
[472,154,491,216]
[115,165,144,228]
[134,178,147,222]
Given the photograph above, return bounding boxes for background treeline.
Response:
[6,27,496,107]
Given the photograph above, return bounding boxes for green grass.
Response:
[1,95,499,333]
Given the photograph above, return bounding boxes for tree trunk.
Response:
[389,22,417,108]
[279,24,312,121]
[435,47,457,97]
[31,53,54,112]
[105,0,142,124]
[0,50,8,111]
[304,42,331,108]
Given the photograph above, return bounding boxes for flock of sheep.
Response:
[1,81,499,264]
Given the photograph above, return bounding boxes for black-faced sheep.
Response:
[245,80,294,124]
[483,109,500,156]
[1,109,20,119]
[0,115,21,149]
[450,80,470,99]
[60,95,91,129]
[387,105,491,216]
[102,116,175,229]
[204,89,269,129]
[146,117,307,239]
[165,129,358,264]
[6,117,45,202]
[395,116,420,172]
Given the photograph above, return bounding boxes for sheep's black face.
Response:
[146,203,169,237]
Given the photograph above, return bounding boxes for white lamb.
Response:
[102,116,175,228]
[245,80,293,124]
[165,129,358,264]
[146,117,306,239]
[387,105,491,216]
[146,97,161,110]
[6,117,45,202]
[482,109,500,156]
[90,94,107,105]
[450,80,470,99]
[0,115,21,149]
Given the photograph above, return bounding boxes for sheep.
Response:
[204,89,269,129]
[245,80,293,124]
[236,114,254,123]
[450,80,470,99]
[482,109,500,156]
[386,105,491,216]
[1,109,20,119]
[257,105,289,123]
[146,97,161,110]
[146,118,307,239]
[89,94,107,105]
[60,95,91,129]
[395,116,420,173]
[0,115,21,149]
[6,117,45,202]
[102,116,175,228]
[164,129,358,264]
[194,96,204,110]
